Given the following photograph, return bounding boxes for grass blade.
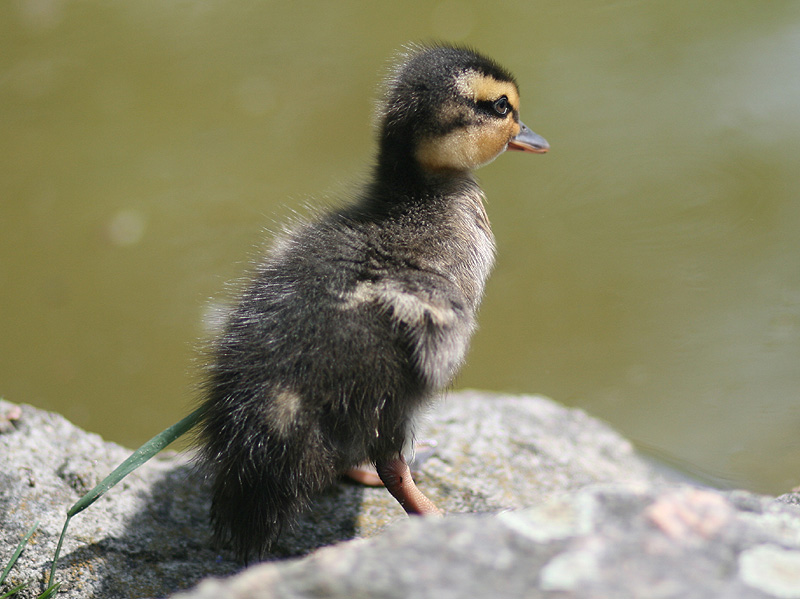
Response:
[0,581,28,598]
[67,406,205,518]
[47,405,205,587]
[1,521,39,585]
[36,582,61,599]
[45,518,71,590]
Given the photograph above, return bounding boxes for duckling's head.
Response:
[378,44,548,176]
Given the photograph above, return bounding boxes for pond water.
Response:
[2,1,799,494]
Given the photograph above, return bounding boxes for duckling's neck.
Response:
[373,137,474,201]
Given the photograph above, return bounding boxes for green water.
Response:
[2,1,799,494]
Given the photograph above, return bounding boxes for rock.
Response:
[778,492,800,507]
[173,486,800,599]
[0,399,237,599]
[0,391,655,598]
[7,392,797,598]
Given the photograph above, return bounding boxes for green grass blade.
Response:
[0,581,28,598]
[36,582,61,599]
[67,405,206,518]
[1,521,39,585]
[46,518,71,589]
[47,405,205,587]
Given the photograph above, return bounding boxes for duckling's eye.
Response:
[492,96,510,116]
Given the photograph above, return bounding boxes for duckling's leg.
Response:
[345,465,383,486]
[376,455,443,516]
[345,441,439,487]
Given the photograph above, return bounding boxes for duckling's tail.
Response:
[198,398,338,562]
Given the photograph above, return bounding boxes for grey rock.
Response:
[7,392,795,599]
[0,399,236,599]
[777,492,800,507]
[174,486,800,599]
[0,391,653,598]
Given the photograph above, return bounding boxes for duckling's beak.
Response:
[508,121,549,154]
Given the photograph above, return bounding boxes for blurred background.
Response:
[2,0,799,494]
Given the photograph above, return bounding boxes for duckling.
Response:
[197,44,548,562]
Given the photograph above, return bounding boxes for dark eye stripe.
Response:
[475,96,511,118]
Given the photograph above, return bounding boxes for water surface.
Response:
[2,1,799,493]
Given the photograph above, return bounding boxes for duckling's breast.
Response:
[328,181,496,390]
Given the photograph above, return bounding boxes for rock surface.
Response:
[1,392,798,598]
[175,486,800,599]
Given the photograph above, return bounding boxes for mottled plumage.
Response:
[197,44,548,561]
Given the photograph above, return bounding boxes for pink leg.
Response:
[345,441,439,488]
[376,455,442,516]
[344,464,384,486]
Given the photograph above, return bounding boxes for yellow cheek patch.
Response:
[417,128,484,171]
[416,116,517,172]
